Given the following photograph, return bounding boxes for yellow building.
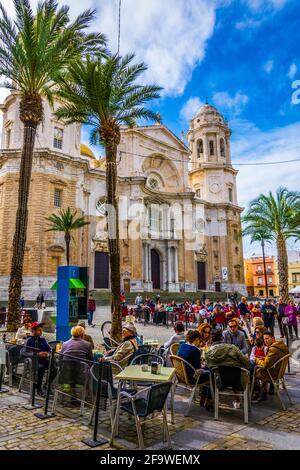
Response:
[288,261,300,292]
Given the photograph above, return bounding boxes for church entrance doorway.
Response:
[151,249,161,290]
[215,281,221,292]
[123,278,131,293]
[197,262,206,290]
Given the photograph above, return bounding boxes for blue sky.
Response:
[1,0,300,256]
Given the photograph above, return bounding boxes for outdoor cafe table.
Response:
[115,365,176,423]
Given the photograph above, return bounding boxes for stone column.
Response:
[203,135,209,162]
[175,248,179,284]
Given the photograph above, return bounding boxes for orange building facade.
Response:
[244,256,279,298]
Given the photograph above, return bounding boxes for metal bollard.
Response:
[35,349,56,420]
[82,361,108,448]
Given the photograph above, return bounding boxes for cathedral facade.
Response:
[0,92,246,299]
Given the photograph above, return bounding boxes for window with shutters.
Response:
[53,127,63,150]
[54,189,62,207]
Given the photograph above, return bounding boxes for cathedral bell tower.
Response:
[188,104,246,294]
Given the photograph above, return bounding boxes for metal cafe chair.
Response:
[52,357,92,416]
[251,354,293,411]
[210,366,250,424]
[110,382,173,450]
[130,353,164,366]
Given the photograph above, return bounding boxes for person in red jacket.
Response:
[88,293,96,327]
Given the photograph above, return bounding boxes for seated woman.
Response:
[249,323,266,346]
[61,326,93,362]
[197,323,212,349]
[102,323,138,367]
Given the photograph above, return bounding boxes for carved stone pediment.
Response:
[93,241,108,252]
[195,243,208,262]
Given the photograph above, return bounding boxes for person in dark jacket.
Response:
[178,330,209,385]
[238,297,251,333]
[88,294,96,327]
[25,322,52,396]
[262,299,277,335]
[277,297,287,338]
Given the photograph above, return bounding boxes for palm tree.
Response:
[0,0,106,331]
[55,54,161,340]
[243,188,300,303]
[46,208,90,265]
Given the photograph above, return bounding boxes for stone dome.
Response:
[195,103,226,126]
[80,143,95,159]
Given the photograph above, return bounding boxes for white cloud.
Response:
[231,118,300,256]
[212,91,249,117]
[180,97,204,122]
[288,63,298,80]
[94,0,217,96]
[232,119,300,209]
[243,0,288,11]
[264,59,274,74]
[0,0,217,97]
[236,0,288,29]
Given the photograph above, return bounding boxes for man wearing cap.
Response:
[103,323,138,367]
[25,322,52,396]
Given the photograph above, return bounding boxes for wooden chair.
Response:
[170,343,180,356]
[170,355,209,417]
[251,354,293,410]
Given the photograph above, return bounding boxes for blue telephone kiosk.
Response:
[53,266,89,342]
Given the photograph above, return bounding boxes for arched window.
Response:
[147,176,160,191]
[197,139,203,158]
[96,197,107,216]
[209,141,214,156]
[220,138,226,157]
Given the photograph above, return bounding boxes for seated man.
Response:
[205,329,251,409]
[102,323,138,367]
[253,331,289,402]
[205,329,251,370]
[61,326,93,362]
[223,319,249,355]
[25,322,52,396]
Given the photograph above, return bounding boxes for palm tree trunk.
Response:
[65,233,71,266]
[7,123,37,332]
[277,237,289,303]
[106,142,121,342]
